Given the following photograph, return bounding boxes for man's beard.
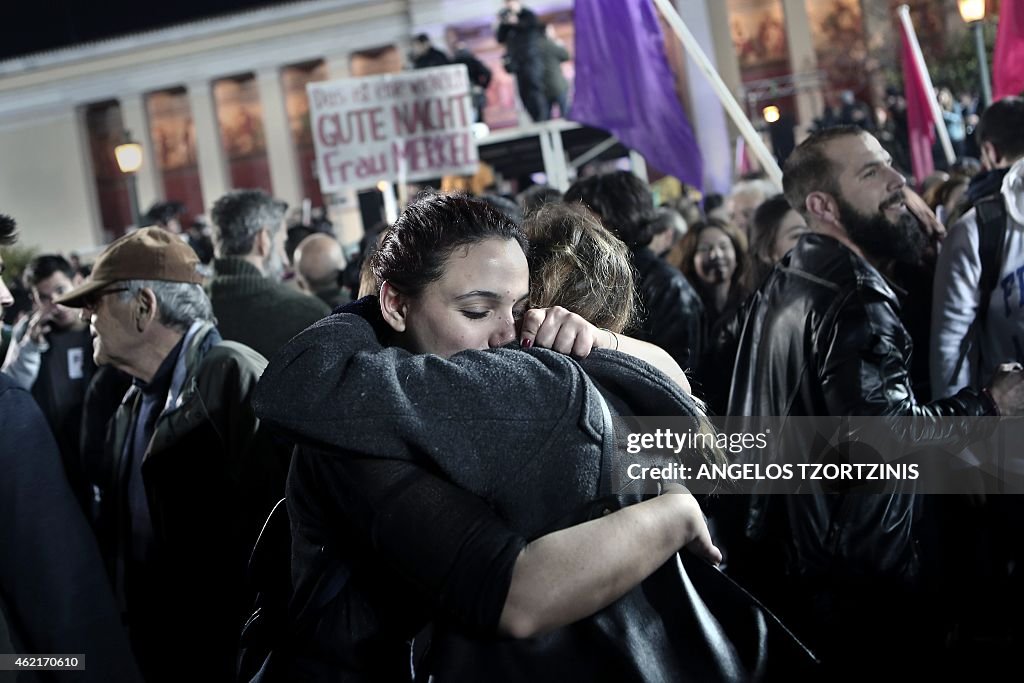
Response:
[264,243,286,281]
[835,193,925,265]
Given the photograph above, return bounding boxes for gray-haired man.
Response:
[208,189,329,359]
[57,227,287,682]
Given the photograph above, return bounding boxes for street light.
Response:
[958,0,985,23]
[760,105,795,164]
[958,0,992,108]
[114,131,143,229]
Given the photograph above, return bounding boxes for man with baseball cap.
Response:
[57,227,287,682]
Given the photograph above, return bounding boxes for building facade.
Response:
[0,0,971,253]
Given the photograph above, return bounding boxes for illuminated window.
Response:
[146,87,204,219]
[804,0,868,94]
[84,100,133,238]
[349,45,403,77]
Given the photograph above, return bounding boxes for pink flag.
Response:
[994,0,1024,100]
[899,15,935,182]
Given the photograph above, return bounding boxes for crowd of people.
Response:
[823,85,985,178]
[3,38,1024,680]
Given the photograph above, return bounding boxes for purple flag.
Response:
[571,0,703,190]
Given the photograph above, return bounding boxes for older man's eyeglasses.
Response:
[81,287,131,309]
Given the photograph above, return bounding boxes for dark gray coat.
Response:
[0,374,142,682]
[252,300,709,681]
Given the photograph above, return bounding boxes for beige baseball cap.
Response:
[56,227,204,307]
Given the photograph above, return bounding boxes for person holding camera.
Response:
[496,0,548,122]
[2,254,96,501]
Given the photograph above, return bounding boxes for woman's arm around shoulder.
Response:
[520,307,692,394]
[500,484,719,638]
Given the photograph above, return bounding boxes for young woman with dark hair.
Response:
[671,218,751,330]
[564,171,706,373]
[667,219,752,415]
[254,193,723,681]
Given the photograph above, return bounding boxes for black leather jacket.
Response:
[632,248,705,372]
[727,233,995,580]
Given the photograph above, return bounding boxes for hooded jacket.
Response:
[931,157,1024,398]
[0,374,143,682]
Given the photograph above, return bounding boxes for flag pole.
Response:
[650,0,782,189]
[898,5,955,166]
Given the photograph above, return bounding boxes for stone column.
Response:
[781,0,823,141]
[257,67,303,207]
[703,0,744,102]
[674,0,737,194]
[187,80,230,212]
[323,54,352,80]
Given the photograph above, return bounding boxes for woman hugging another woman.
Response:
[253,193,726,682]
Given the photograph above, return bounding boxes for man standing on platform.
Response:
[410,33,451,69]
[496,0,548,122]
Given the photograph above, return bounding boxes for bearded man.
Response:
[726,126,1024,677]
[208,189,329,359]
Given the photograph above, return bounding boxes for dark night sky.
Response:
[0,1,301,61]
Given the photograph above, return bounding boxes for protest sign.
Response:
[307,64,478,192]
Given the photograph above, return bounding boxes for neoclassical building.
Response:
[0,0,967,253]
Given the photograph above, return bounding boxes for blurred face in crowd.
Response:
[162,217,183,235]
[826,132,924,264]
[938,88,954,111]
[770,209,808,262]
[693,225,737,286]
[0,254,13,310]
[383,237,529,358]
[942,182,968,221]
[32,271,80,330]
[649,211,688,257]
